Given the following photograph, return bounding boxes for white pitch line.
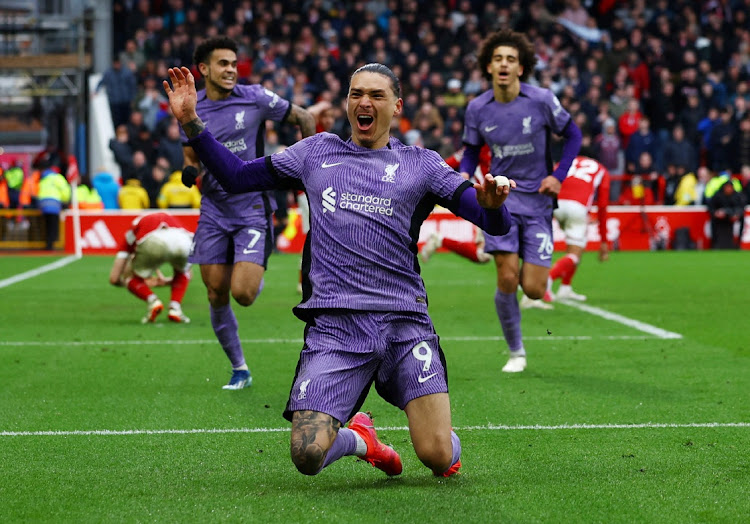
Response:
[0,255,80,289]
[0,255,680,342]
[0,334,656,348]
[557,299,683,339]
[2,422,748,437]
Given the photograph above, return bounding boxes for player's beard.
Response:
[207,69,235,96]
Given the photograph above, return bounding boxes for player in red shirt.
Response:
[424,153,609,308]
[108,212,193,323]
[544,155,610,303]
[444,144,492,175]
[419,145,493,263]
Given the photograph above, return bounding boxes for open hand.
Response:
[163,67,199,125]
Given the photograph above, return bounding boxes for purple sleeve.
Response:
[551,120,582,182]
[459,144,481,176]
[187,129,277,193]
[462,98,483,147]
[256,85,291,122]
[452,186,512,236]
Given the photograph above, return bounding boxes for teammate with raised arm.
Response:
[165,63,513,478]
[460,29,582,373]
[181,37,315,390]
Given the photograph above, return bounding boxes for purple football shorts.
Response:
[188,212,273,267]
[283,310,449,424]
[483,212,554,267]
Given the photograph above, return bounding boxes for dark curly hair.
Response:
[193,37,238,66]
[477,29,537,83]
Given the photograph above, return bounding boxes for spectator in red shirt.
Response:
[618,98,642,150]
[625,50,650,100]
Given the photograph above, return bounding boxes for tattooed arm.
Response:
[286,104,317,139]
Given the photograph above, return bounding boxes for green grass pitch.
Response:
[0,250,748,523]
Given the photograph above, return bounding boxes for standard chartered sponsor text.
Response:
[223,138,247,154]
[340,192,393,215]
[500,143,535,157]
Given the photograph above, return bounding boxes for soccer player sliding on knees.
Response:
[165,63,514,478]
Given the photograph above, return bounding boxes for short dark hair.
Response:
[477,29,537,82]
[193,37,238,66]
[351,63,401,99]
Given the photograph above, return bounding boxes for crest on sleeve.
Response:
[552,94,563,116]
[263,88,280,108]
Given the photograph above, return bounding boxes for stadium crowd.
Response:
[2,0,749,243]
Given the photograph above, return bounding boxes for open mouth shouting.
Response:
[356,114,375,131]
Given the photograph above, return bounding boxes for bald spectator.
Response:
[156,120,184,172]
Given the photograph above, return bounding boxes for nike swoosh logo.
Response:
[322,161,343,168]
[539,254,551,260]
[484,125,498,132]
[418,372,438,383]
[243,249,258,254]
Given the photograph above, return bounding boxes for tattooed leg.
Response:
[290,410,341,475]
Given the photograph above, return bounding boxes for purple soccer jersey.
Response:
[463,84,571,263]
[269,133,466,317]
[463,83,571,216]
[181,84,290,219]
[185,128,509,429]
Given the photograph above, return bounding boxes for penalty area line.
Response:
[2,422,748,437]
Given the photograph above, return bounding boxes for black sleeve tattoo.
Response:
[182,117,206,139]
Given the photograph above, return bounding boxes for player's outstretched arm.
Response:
[599,242,610,262]
[164,66,277,193]
[108,254,130,286]
[453,176,514,237]
[287,104,316,138]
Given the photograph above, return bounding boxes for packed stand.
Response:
[11,1,748,222]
